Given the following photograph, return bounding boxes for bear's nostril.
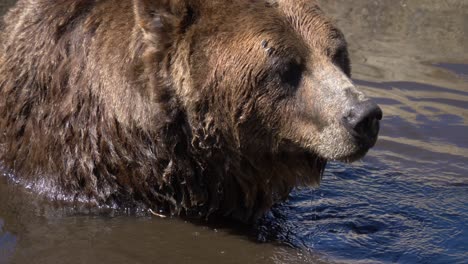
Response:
[345,101,382,140]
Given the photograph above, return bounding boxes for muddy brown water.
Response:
[1,1,467,263]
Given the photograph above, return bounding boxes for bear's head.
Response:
[134,0,382,218]
[135,0,382,162]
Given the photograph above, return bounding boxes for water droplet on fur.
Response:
[266,47,275,55]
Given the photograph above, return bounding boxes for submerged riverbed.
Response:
[1,0,467,263]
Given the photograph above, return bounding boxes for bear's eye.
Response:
[279,61,304,88]
[333,48,345,65]
[333,47,351,76]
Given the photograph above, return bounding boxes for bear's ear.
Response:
[133,0,198,40]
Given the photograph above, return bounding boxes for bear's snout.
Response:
[343,100,383,148]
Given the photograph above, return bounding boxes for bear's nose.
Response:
[344,100,383,142]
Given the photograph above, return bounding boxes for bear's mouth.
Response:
[336,128,380,163]
[307,118,380,163]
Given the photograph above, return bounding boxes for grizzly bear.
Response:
[0,0,382,222]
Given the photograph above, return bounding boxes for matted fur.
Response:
[0,0,346,223]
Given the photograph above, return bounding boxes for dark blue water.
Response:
[1,0,467,263]
[258,161,468,263]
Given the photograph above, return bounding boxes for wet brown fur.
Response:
[0,0,347,222]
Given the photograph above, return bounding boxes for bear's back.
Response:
[0,0,163,208]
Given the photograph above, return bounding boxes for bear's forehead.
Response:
[204,0,343,53]
[192,0,346,74]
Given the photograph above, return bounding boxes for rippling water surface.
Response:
[1,1,467,263]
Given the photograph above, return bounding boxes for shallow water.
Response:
[1,0,467,263]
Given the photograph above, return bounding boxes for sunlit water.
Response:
[1,0,467,263]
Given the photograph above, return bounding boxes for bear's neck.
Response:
[160,112,327,223]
